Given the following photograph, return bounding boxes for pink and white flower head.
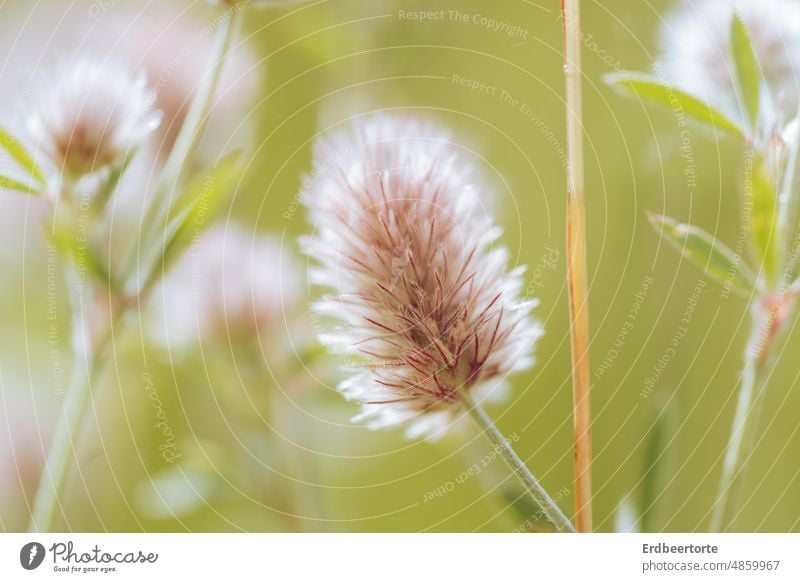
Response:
[301,114,541,440]
[154,224,300,348]
[659,0,800,120]
[26,58,160,177]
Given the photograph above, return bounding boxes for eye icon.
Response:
[20,542,45,570]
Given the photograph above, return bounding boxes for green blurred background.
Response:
[1,0,798,532]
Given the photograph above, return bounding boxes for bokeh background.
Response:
[1,0,798,532]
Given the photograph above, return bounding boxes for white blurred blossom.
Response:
[153,225,301,348]
[659,0,800,120]
[105,8,259,161]
[26,58,160,177]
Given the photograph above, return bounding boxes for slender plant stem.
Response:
[710,110,800,530]
[29,6,245,532]
[29,260,99,532]
[459,388,575,532]
[122,6,243,287]
[710,305,776,531]
[775,104,800,277]
[449,442,526,531]
[561,0,593,532]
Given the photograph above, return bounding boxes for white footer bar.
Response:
[1,533,798,581]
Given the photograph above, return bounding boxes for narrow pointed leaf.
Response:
[84,245,113,288]
[136,151,244,294]
[0,174,39,195]
[638,399,679,532]
[605,73,745,138]
[730,13,760,129]
[648,212,758,293]
[750,154,778,281]
[0,127,45,184]
[93,153,136,214]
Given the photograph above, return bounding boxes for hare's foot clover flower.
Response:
[20,0,247,533]
[27,58,160,178]
[301,113,573,531]
[302,114,541,440]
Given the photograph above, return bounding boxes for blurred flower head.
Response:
[659,0,800,120]
[107,8,259,162]
[154,224,301,349]
[26,58,161,177]
[301,114,540,439]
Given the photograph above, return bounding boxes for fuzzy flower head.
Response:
[154,225,300,348]
[27,58,160,177]
[659,0,800,120]
[302,114,541,439]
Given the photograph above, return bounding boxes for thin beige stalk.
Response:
[561,0,593,533]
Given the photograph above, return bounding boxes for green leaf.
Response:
[638,398,679,532]
[647,212,758,293]
[45,205,113,290]
[730,13,760,129]
[0,127,45,184]
[92,154,136,214]
[749,154,778,282]
[0,174,39,195]
[84,245,114,289]
[605,73,745,138]
[136,151,244,295]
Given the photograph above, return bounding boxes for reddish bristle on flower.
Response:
[301,114,541,439]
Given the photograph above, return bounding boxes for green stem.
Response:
[122,7,243,288]
[29,7,245,531]
[449,440,526,530]
[29,261,99,532]
[775,104,800,276]
[710,305,774,531]
[459,388,575,532]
